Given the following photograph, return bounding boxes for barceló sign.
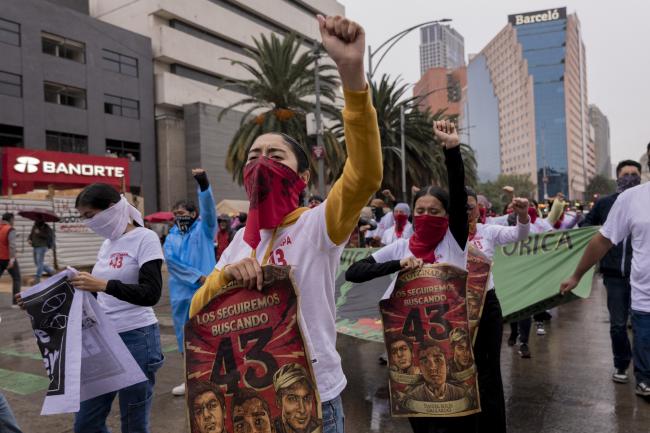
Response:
[508,7,567,26]
[1,147,130,194]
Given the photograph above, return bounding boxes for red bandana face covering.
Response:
[243,157,306,249]
[527,207,538,224]
[394,213,409,238]
[409,215,449,264]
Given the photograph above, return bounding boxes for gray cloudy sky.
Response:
[340,0,650,166]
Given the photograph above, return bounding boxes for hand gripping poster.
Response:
[184,265,322,433]
[379,264,480,418]
[466,246,492,344]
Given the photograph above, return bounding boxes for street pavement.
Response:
[1,275,649,433]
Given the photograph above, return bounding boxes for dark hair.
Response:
[308,195,323,203]
[418,339,446,359]
[75,183,120,211]
[188,381,226,429]
[413,186,449,212]
[387,334,413,351]
[172,200,197,214]
[231,388,270,420]
[2,212,14,222]
[647,142,650,151]
[615,159,642,176]
[464,186,477,200]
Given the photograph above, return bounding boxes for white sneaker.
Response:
[536,322,546,336]
[172,382,186,396]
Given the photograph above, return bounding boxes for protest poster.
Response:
[379,264,480,418]
[494,226,599,322]
[184,265,322,433]
[466,246,492,343]
[22,270,147,415]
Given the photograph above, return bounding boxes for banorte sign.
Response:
[1,147,130,195]
[508,7,567,26]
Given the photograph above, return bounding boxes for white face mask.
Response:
[84,196,143,240]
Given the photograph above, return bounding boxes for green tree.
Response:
[478,174,536,214]
[363,74,477,201]
[218,33,345,186]
[585,174,616,200]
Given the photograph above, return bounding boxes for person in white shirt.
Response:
[380,203,413,246]
[70,183,165,433]
[467,187,530,433]
[190,16,382,433]
[561,181,650,398]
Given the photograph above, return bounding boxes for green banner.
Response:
[494,226,599,322]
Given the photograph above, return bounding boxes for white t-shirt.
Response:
[380,223,413,245]
[470,221,530,289]
[93,227,164,333]
[216,202,346,402]
[368,211,394,240]
[600,182,650,312]
[372,230,468,299]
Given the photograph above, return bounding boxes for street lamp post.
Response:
[367,18,452,80]
[400,104,406,202]
[313,45,325,197]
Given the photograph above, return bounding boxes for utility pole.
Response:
[313,46,325,197]
[400,105,407,202]
[541,126,548,200]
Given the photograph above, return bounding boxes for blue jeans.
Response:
[0,392,22,433]
[322,395,345,433]
[33,246,55,283]
[603,276,632,370]
[74,323,164,433]
[632,310,650,385]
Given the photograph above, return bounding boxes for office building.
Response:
[467,7,595,199]
[0,0,157,211]
[89,0,345,210]
[419,23,465,76]
[413,66,466,118]
[589,104,611,178]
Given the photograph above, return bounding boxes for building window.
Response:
[0,124,23,147]
[102,49,138,77]
[42,32,85,63]
[170,64,249,95]
[106,139,140,161]
[44,82,86,109]
[0,71,21,97]
[46,130,88,153]
[0,18,20,46]
[169,20,250,57]
[104,94,139,119]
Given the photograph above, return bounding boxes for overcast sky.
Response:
[340,0,650,166]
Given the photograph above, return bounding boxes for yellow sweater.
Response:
[189,87,382,317]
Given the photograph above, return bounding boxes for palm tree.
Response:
[218,32,345,185]
[367,74,477,201]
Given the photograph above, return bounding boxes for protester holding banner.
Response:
[579,159,641,384]
[562,169,650,398]
[164,168,217,396]
[69,183,165,432]
[381,203,413,246]
[346,120,475,432]
[190,15,382,433]
[467,187,530,433]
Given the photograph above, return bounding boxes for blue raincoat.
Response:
[164,186,217,351]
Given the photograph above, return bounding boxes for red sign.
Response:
[311,145,325,160]
[1,147,130,194]
[184,266,322,433]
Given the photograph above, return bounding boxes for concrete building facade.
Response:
[413,66,466,118]
[467,7,595,199]
[89,0,345,210]
[0,0,157,211]
[588,104,611,178]
[419,23,465,76]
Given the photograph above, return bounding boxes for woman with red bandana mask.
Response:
[466,187,530,433]
[345,120,473,433]
[189,15,382,433]
[380,203,413,245]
